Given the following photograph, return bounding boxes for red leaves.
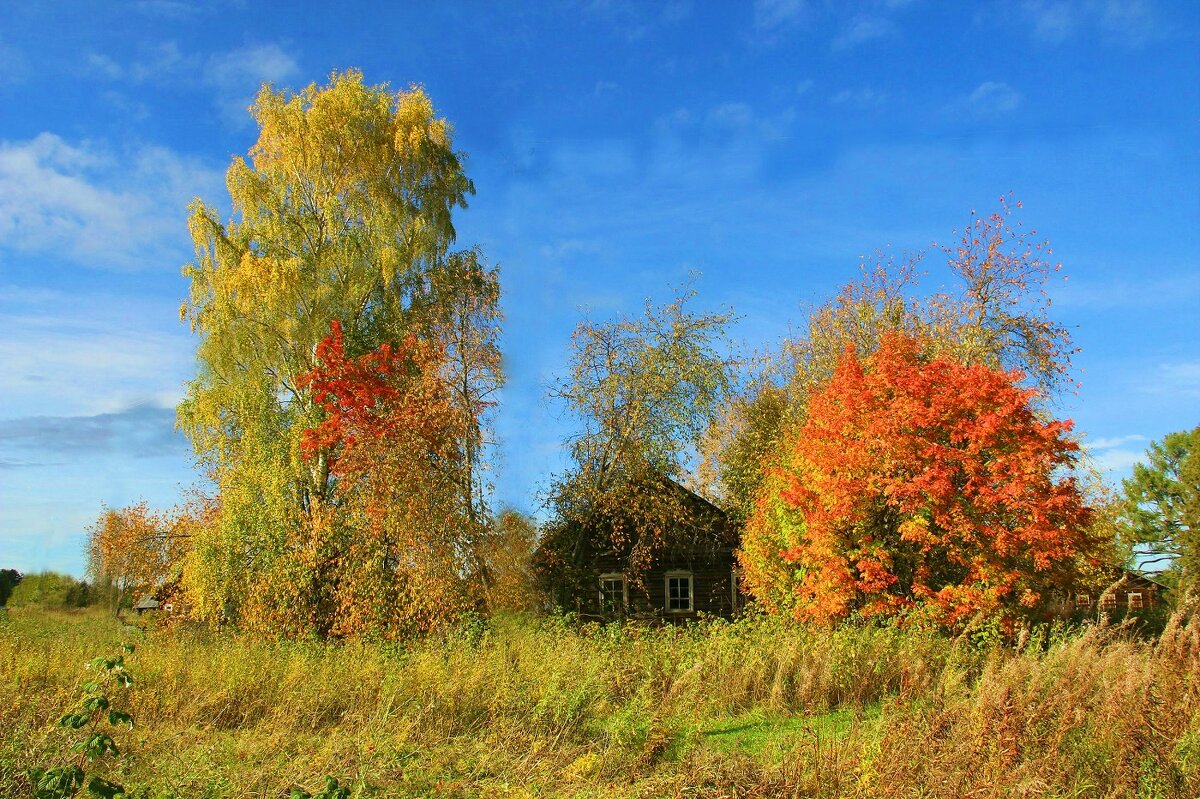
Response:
[292,321,471,638]
[748,332,1094,629]
[297,320,454,473]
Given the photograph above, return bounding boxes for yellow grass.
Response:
[2,606,1197,798]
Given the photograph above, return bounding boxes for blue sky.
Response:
[1,1,1197,576]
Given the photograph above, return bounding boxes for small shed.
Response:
[133,596,161,614]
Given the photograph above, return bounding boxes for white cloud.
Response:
[966,81,1023,115]
[0,38,28,85]
[1155,362,1200,398]
[754,0,808,34]
[0,301,193,419]
[1021,0,1161,47]
[1090,446,1146,474]
[84,41,191,84]
[831,87,887,110]
[85,52,125,80]
[204,43,300,125]
[1024,1,1077,43]
[1088,434,1147,450]
[0,133,222,271]
[833,14,897,50]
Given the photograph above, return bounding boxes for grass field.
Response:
[2,605,1197,798]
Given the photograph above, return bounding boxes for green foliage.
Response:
[290,776,350,799]
[1121,426,1200,590]
[0,569,22,606]
[30,642,136,799]
[8,573,92,610]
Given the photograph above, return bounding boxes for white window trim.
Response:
[1076,593,1091,608]
[664,570,694,613]
[598,572,628,610]
[1128,592,1144,609]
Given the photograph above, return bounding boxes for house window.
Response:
[1128,592,1144,610]
[1099,594,1117,611]
[599,573,626,613]
[1075,593,1091,609]
[665,571,693,613]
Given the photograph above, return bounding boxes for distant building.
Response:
[1075,567,1169,616]
[535,477,742,622]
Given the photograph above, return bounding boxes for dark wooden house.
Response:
[1074,567,1168,616]
[535,477,743,622]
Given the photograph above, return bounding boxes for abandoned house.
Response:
[534,477,742,621]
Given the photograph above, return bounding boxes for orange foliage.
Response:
[296,321,471,637]
[741,333,1096,629]
[86,499,199,608]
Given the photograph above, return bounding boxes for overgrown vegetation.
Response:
[3,604,1197,798]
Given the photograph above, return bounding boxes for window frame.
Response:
[598,572,628,613]
[1128,591,1144,610]
[664,570,694,614]
[1075,593,1091,609]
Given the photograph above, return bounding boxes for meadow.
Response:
[2,604,1197,799]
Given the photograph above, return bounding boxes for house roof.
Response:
[133,596,161,610]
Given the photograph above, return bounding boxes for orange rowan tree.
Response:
[701,197,1077,520]
[291,320,472,638]
[740,333,1096,629]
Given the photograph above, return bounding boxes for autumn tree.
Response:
[1120,427,1200,591]
[701,198,1076,520]
[177,70,491,631]
[86,501,191,615]
[475,508,543,614]
[412,249,504,573]
[542,286,737,593]
[740,333,1096,629]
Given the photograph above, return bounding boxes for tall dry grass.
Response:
[2,605,1196,797]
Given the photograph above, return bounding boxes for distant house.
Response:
[536,477,742,622]
[1075,567,1169,615]
[133,595,162,614]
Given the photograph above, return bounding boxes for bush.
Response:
[0,569,20,606]
[7,572,93,609]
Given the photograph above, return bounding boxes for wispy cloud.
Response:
[0,38,29,85]
[204,43,300,126]
[833,14,897,50]
[1153,361,1200,398]
[831,87,887,110]
[0,403,185,461]
[0,290,194,419]
[1088,434,1147,450]
[134,0,203,18]
[1021,0,1162,47]
[964,81,1023,116]
[0,133,222,271]
[753,0,809,37]
[1023,1,1077,43]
